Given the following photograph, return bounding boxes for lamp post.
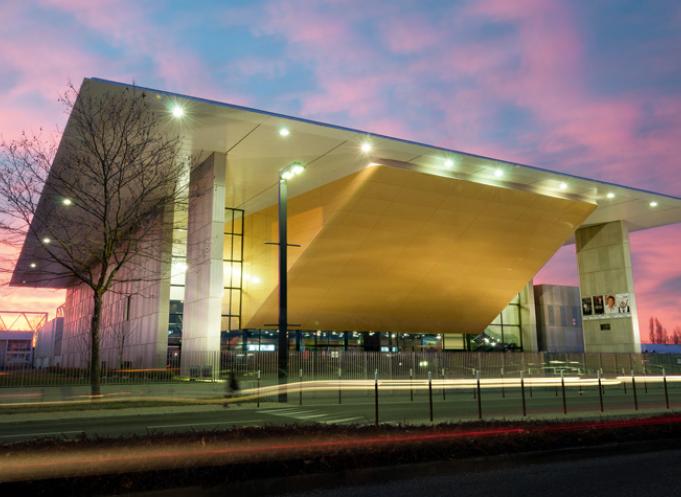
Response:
[277,162,305,402]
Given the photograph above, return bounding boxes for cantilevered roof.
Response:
[11,77,681,288]
[240,165,595,333]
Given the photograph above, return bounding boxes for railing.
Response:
[2,350,680,388]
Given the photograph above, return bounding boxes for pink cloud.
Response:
[377,15,443,54]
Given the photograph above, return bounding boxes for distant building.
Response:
[34,306,65,368]
[0,311,47,369]
[534,285,584,353]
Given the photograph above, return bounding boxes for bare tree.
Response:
[673,326,681,345]
[0,83,187,396]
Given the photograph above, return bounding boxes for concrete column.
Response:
[519,280,538,352]
[575,221,641,353]
[181,153,225,376]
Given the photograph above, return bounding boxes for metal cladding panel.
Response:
[241,165,596,333]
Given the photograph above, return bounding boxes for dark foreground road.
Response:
[126,447,681,497]
[276,449,681,497]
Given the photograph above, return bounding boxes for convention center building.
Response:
[11,78,681,370]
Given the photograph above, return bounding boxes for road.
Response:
[260,447,681,497]
[0,383,676,441]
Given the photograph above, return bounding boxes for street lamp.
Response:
[277,161,305,402]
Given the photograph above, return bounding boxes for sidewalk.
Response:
[0,401,284,424]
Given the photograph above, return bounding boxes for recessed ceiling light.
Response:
[360,142,373,154]
[606,192,615,199]
[279,127,290,137]
[649,200,659,208]
[494,168,504,178]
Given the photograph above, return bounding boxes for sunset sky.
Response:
[1,0,680,339]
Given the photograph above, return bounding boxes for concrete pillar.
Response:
[519,281,538,352]
[575,221,641,353]
[181,153,226,376]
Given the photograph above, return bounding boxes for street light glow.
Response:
[360,141,373,154]
[281,161,305,180]
[559,182,567,190]
[606,192,615,199]
[171,104,185,119]
[279,127,290,137]
[42,237,51,244]
[444,158,454,169]
[62,198,72,206]
[29,262,37,268]
[494,168,504,178]
[650,200,659,207]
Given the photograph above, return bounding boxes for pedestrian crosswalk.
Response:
[256,407,363,425]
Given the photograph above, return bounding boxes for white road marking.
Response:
[322,417,362,424]
[257,408,300,414]
[293,413,328,419]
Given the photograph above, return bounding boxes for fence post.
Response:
[473,368,477,400]
[600,368,605,396]
[631,369,638,411]
[257,369,261,408]
[520,370,527,417]
[528,369,533,398]
[663,368,670,410]
[643,364,648,394]
[299,368,303,406]
[338,367,342,405]
[441,368,446,400]
[560,370,567,415]
[597,369,604,413]
[428,371,434,422]
[622,368,627,395]
[476,370,482,420]
[409,368,414,402]
[374,368,379,427]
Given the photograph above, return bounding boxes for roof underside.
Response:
[11,77,681,288]
[241,165,595,333]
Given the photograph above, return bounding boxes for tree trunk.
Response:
[90,292,103,397]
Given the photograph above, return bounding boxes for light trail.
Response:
[3,415,681,482]
[0,375,678,409]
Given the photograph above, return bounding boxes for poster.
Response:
[581,297,593,316]
[616,293,631,314]
[604,294,618,314]
[593,295,604,315]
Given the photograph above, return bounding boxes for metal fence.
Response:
[2,350,681,388]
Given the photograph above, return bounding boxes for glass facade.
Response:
[221,208,244,333]
[483,293,523,350]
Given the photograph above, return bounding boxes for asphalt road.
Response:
[265,447,681,497]
[0,383,676,442]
